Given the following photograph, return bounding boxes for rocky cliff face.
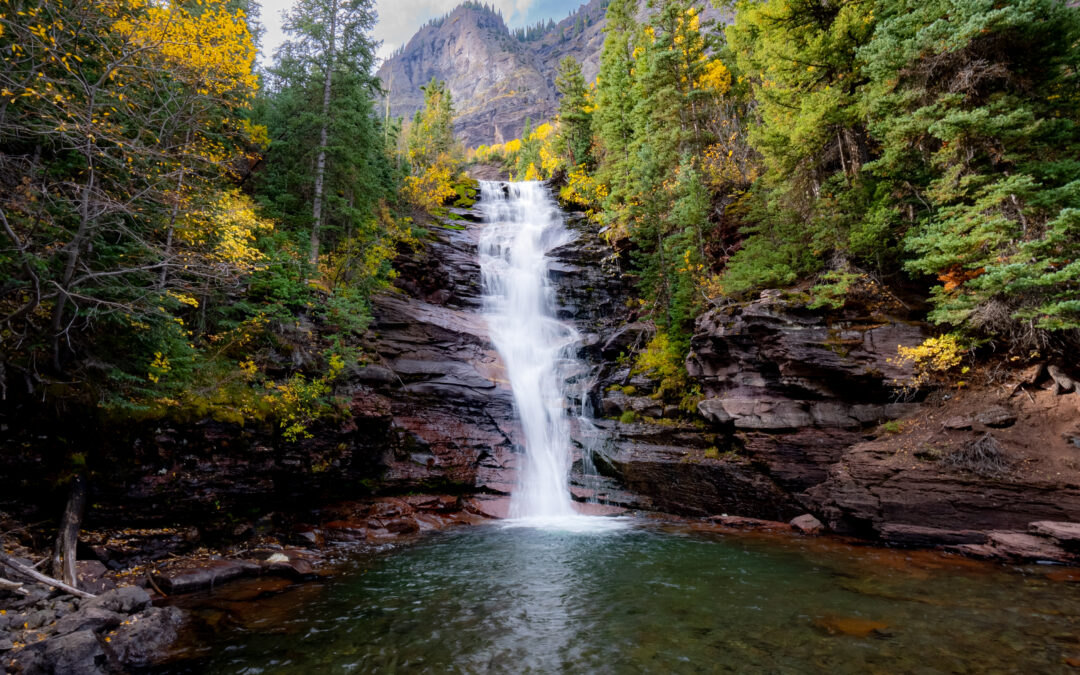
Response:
[376,0,728,147]
[584,281,1080,558]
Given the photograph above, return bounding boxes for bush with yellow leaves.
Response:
[402,154,458,213]
[892,334,970,389]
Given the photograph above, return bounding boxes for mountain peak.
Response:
[378,0,612,147]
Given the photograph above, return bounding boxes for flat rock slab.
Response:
[322,520,369,542]
[572,502,627,517]
[878,524,987,547]
[465,496,510,519]
[1030,521,1080,543]
[52,607,122,637]
[972,531,1071,563]
[976,406,1018,428]
[709,515,792,531]
[152,559,260,594]
[942,416,973,431]
[259,557,315,580]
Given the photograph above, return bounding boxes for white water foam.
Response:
[478,181,625,532]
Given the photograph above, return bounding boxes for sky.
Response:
[257,0,585,65]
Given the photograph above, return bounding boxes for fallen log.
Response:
[0,551,96,599]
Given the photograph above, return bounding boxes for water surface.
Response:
[159,521,1080,673]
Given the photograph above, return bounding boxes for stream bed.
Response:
[156,520,1080,673]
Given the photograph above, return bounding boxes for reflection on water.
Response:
[158,522,1080,674]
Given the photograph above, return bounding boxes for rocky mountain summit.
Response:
[377,0,608,148]
[376,0,727,147]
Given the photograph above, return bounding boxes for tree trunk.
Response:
[51,474,87,589]
[310,0,338,266]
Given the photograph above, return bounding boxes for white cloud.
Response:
[257,0,540,65]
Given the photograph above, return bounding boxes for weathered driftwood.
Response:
[52,473,87,588]
[0,577,29,595]
[0,551,96,599]
[1047,364,1076,394]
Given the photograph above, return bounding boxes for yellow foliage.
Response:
[698,59,731,95]
[892,334,969,388]
[539,144,560,176]
[240,119,270,148]
[178,190,273,270]
[320,203,415,289]
[633,333,698,409]
[560,166,608,222]
[402,154,457,212]
[265,353,345,441]
[531,122,555,142]
[147,351,170,384]
[166,290,199,308]
[114,0,257,100]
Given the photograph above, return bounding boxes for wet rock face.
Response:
[688,295,927,431]
[565,284,934,520]
[593,420,802,520]
[548,212,631,339]
[358,209,519,495]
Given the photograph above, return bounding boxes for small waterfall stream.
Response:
[478,181,585,521]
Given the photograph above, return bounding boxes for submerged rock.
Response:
[814,615,890,638]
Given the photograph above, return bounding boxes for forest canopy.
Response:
[3,0,1079,426]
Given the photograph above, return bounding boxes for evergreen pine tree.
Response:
[555,56,594,169]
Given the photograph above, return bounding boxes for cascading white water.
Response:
[479,181,581,520]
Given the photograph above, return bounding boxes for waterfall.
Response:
[479,181,582,520]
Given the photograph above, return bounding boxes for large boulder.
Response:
[51,608,122,637]
[8,630,107,675]
[105,606,185,668]
[151,559,259,594]
[83,586,151,615]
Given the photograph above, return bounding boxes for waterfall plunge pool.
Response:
[155,520,1080,673]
